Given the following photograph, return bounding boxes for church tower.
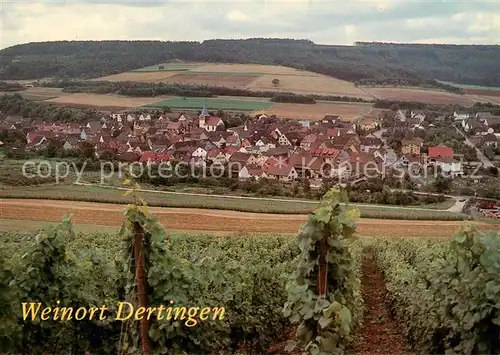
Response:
[199,102,209,128]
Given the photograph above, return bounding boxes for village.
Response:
[2,102,500,189]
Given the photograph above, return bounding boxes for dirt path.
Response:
[350,252,412,355]
[1,199,499,237]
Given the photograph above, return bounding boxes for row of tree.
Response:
[41,80,370,103]
[0,94,101,123]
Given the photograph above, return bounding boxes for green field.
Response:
[132,63,202,72]
[435,80,500,91]
[145,96,274,111]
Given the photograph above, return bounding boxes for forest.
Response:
[1,39,499,87]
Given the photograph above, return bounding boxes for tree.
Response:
[78,141,96,160]
[433,174,453,193]
[271,78,280,87]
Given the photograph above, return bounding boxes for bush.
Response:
[270,93,316,104]
[0,218,301,354]
[374,228,500,354]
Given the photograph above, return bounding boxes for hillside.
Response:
[92,62,373,99]
[1,39,500,87]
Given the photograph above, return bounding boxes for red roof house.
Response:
[428,146,454,159]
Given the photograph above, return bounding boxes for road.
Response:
[1,199,499,238]
[454,125,494,168]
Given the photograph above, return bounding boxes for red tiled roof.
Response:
[311,148,340,158]
[428,146,453,158]
[263,162,294,177]
[205,116,223,126]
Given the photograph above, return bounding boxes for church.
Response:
[198,102,225,132]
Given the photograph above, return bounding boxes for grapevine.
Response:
[283,188,363,355]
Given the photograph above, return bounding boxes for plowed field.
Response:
[1,199,499,237]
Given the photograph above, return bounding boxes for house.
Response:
[289,154,325,179]
[198,103,225,132]
[428,146,454,160]
[63,137,79,150]
[229,151,259,167]
[454,111,472,121]
[300,134,318,151]
[360,136,382,153]
[401,138,423,156]
[483,133,499,148]
[435,156,463,177]
[475,112,492,120]
[207,149,227,166]
[381,148,398,167]
[411,111,427,121]
[191,147,208,160]
[238,164,263,180]
[427,146,462,177]
[359,117,379,131]
[262,163,298,182]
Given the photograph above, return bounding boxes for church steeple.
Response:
[200,101,209,117]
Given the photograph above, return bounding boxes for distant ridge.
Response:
[1,39,499,87]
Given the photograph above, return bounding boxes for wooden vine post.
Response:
[123,175,152,355]
[317,230,328,298]
[283,187,361,355]
[133,221,152,355]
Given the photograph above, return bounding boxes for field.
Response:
[0,87,69,101]
[146,96,273,111]
[90,71,184,82]
[253,101,372,121]
[363,86,482,105]
[144,96,370,120]
[247,73,373,99]
[45,93,163,109]
[161,72,261,87]
[436,80,500,97]
[133,63,202,72]
[2,198,500,237]
[1,189,499,354]
[92,62,373,99]
[0,184,469,219]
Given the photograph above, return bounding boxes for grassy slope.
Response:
[145,96,274,110]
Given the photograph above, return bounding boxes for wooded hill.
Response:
[1,39,499,87]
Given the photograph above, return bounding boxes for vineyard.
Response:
[0,187,499,354]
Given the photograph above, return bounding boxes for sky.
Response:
[1,0,500,49]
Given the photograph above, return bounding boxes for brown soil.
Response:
[350,252,412,355]
[463,88,500,97]
[1,199,499,237]
[253,102,371,122]
[365,87,477,105]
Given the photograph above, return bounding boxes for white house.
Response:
[436,157,463,177]
[454,111,471,121]
[191,147,208,160]
[238,165,263,180]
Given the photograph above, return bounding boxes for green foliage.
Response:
[0,93,101,123]
[283,188,364,355]
[1,40,500,87]
[0,226,301,354]
[0,216,121,354]
[374,228,500,354]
